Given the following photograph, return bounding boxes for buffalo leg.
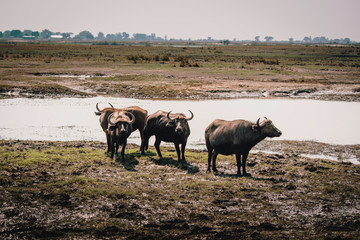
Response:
[236,153,242,177]
[207,147,213,172]
[154,137,162,158]
[110,140,115,159]
[174,143,181,161]
[242,152,249,176]
[139,129,145,154]
[142,132,150,153]
[120,140,127,161]
[115,141,119,159]
[106,133,111,153]
[212,150,219,173]
[181,141,187,162]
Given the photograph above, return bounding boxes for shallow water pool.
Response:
[0,97,359,149]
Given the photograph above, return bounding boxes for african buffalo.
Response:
[143,110,193,161]
[95,103,148,153]
[205,117,282,176]
[107,111,135,159]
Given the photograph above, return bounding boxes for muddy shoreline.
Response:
[1,79,359,102]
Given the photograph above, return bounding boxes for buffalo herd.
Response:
[95,103,282,176]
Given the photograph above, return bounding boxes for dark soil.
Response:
[1,140,359,239]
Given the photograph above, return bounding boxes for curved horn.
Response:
[96,103,101,112]
[185,110,194,121]
[126,112,136,124]
[256,117,267,127]
[108,102,114,108]
[260,117,268,127]
[108,113,116,126]
[167,111,174,121]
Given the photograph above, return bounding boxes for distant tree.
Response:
[0,31,3,38]
[255,36,260,42]
[133,33,148,41]
[23,30,33,36]
[10,30,23,38]
[223,40,230,45]
[74,31,94,40]
[61,32,72,39]
[303,36,312,43]
[264,36,274,42]
[343,38,351,44]
[31,31,40,38]
[289,37,294,43]
[115,32,123,40]
[40,29,53,39]
[122,32,130,40]
[313,36,328,43]
[106,33,116,40]
[3,30,11,38]
[97,32,105,39]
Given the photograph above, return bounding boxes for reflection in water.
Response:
[0,97,359,149]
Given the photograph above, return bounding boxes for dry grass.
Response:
[1,42,359,101]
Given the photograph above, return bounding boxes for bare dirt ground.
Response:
[2,67,360,101]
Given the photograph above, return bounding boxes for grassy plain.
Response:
[1,41,359,101]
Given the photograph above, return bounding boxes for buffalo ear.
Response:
[252,124,260,132]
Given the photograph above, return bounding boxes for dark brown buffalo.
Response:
[107,111,135,159]
[95,103,148,153]
[205,117,282,176]
[143,110,193,161]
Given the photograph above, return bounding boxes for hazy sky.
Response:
[1,0,360,41]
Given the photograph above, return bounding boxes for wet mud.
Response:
[1,140,359,239]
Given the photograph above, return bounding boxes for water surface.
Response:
[0,97,359,149]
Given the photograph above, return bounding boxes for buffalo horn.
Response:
[108,113,116,126]
[257,117,267,127]
[126,112,136,124]
[256,118,260,127]
[96,103,101,112]
[261,117,268,126]
[108,102,114,108]
[167,111,174,121]
[185,110,194,121]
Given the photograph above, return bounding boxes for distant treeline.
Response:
[0,29,356,44]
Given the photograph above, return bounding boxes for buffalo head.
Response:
[166,110,193,135]
[108,111,135,137]
[253,117,282,138]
